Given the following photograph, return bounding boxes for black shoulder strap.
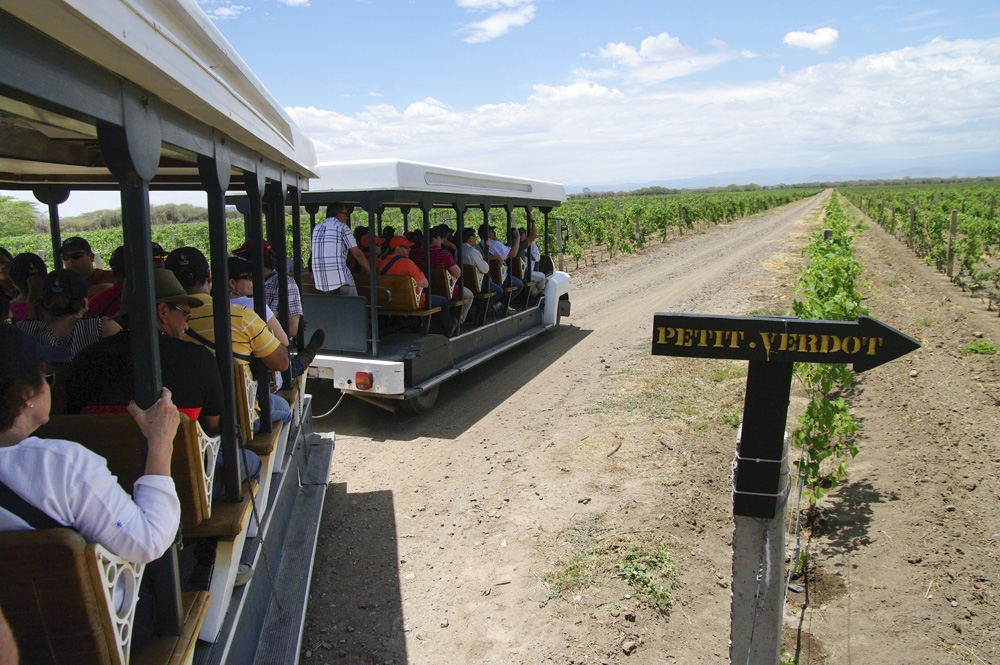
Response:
[185,328,254,363]
[379,255,403,275]
[0,478,62,529]
[98,291,122,318]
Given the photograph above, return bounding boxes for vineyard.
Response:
[838,182,1000,303]
[0,188,821,270]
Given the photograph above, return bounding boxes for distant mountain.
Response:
[568,151,1000,194]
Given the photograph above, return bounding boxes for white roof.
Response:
[313,159,566,203]
[1,0,317,177]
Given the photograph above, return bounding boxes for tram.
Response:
[0,1,330,663]
[232,159,572,413]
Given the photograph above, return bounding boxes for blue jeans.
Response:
[429,293,452,332]
[503,274,524,306]
[252,392,292,434]
[212,448,262,499]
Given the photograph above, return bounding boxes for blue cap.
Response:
[0,324,73,393]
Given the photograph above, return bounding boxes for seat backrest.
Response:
[512,257,525,281]
[375,274,420,311]
[233,363,258,444]
[462,264,482,295]
[34,413,211,528]
[0,528,143,665]
[538,254,555,276]
[488,258,504,286]
[429,269,454,299]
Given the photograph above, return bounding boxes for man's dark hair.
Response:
[462,228,478,243]
[326,202,348,219]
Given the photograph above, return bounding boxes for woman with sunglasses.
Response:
[0,324,181,565]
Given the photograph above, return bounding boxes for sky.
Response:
[11,0,1000,216]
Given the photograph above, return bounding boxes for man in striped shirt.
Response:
[310,202,369,295]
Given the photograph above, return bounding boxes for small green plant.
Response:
[660,478,684,486]
[721,408,742,428]
[918,315,934,327]
[780,647,797,665]
[693,421,709,431]
[962,340,996,355]
[543,533,680,613]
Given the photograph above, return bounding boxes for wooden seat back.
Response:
[462,265,493,299]
[233,363,258,443]
[489,259,516,292]
[34,413,213,528]
[358,274,444,314]
[0,528,209,665]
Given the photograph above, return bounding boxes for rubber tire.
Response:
[400,386,440,415]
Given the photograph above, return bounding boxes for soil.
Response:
[301,190,1000,664]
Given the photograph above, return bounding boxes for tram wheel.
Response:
[400,386,440,414]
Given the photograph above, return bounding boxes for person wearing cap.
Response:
[0,323,182,565]
[84,243,171,324]
[227,255,289,348]
[412,226,472,329]
[164,247,292,433]
[16,269,120,359]
[58,237,114,292]
[379,236,457,337]
[231,239,305,338]
[311,202,369,296]
[6,252,47,323]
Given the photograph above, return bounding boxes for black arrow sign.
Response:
[652,313,920,372]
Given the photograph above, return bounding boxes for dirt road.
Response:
[301,190,1000,665]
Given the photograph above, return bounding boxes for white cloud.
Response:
[783,27,839,54]
[577,32,755,85]
[287,37,1000,187]
[278,0,310,6]
[458,0,535,44]
[198,2,250,20]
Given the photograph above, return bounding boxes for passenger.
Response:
[310,202,369,296]
[0,324,181,565]
[436,224,459,261]
[405,229,423,249]
[6,253,46,323]
[460,229,506,314]
[0,248,15,301]
[379,226,396,245]
[85,242,169,324]
[478,224,524,307]
[411,227,472,328]
[379,236,456,337]
[58,237,115,295]
[227,256,289,349]
[231,239,307,338]
[17,269,120,359]
[66,269,261,498]
[519,221,547,296]
[164,247,292,433]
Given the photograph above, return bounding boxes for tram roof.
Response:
[299,160,566,210]
[0,0,317,190]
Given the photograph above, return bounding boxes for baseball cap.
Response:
[117,269,204,317]
[389,236,415,249]
[360,234,386,248]
[59,237,92,254]
[164,247,210,280]
[227,256,254,280]
[0,324,73,394]
[8,253,47,284]
[232,239,273,257]
[151,242,167,259]
[41,269,89,303]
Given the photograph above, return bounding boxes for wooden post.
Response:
[554,216,564,272]
[908,203,915,249]
[677,203,683,235]
[947,209,958,278]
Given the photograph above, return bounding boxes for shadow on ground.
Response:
[308,323,592,442]
[304,482,406,663]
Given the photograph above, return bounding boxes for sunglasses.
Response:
[60,251,86,261]
[168,303,192,321]
[235,274,254,281]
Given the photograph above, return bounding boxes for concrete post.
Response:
[730,439,788,664]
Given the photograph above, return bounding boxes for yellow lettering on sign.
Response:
[866,336,882,355]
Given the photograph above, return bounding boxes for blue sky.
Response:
[14,0,1000,215]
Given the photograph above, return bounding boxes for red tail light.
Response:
[355,371,373,390]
